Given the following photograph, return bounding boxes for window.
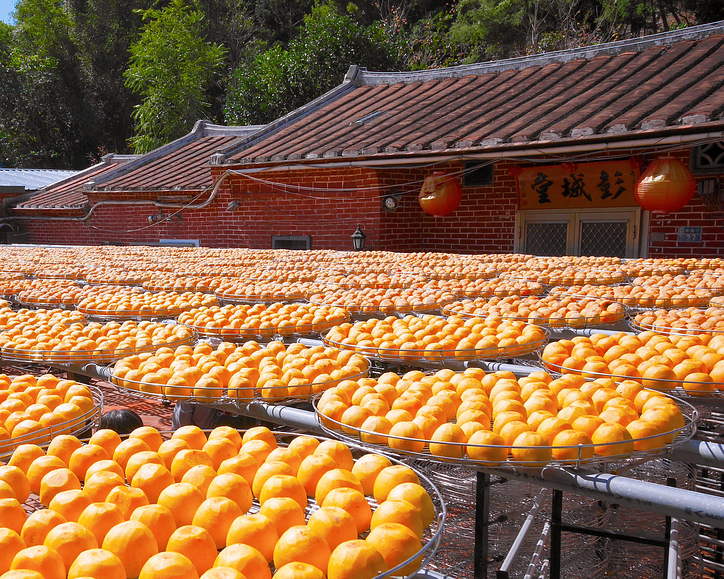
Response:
[692,142,724,174]
[463,162,494,187]
[271,235,311,250]
[516,208,641,257]
[159,239,200,247]
[131,239,200,247]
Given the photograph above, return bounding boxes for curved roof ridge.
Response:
[357,20,724,85]
[202,123,265,137]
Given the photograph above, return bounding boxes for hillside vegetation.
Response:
[0,0,721,167]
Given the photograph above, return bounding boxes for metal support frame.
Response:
[548,478,677,579]
[475,471,491,579]
[30,359,724,579]
[496,490,547,579]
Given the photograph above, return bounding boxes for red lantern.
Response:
[418,171,462,216]
[634,156,696,214]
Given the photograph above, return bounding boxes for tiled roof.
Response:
[217,22,724,165]
[11,155,137,215]
[0,169,78,191]
[90,121,263,192]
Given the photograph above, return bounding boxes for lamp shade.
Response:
[418,171,463,216]
[634,156,696,214]
[351,225,366,251]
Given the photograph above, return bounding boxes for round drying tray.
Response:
[2,427,445,579]
[14,300,79,310]
[629,307,724,337]
[77,293,218,320]
[629,319,724,337]
[442,296,626,330]
[323,319,549,364]
[0,326,196,364]
[109,339,371,406]
[323,336,548,364]
[307,288,457,316]
[498,270,627,287]
[0,384,103,461]
[110,363,371,406]
[540,356,724,399]
[215,290,307,304]
[313,394,698,470]
[177,303,349,341]
[0,308,87,330]
[548,285,717,309]
[179,322,346,341]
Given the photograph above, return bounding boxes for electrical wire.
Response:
[211,134,722,198]
[84,189,210,234]
[17,133,722,235]
[228,162,486,200]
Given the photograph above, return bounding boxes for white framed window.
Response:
[515,208,641,257]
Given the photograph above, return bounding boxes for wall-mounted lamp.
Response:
[382,187,402,212]
[226,200,241,212]
[351,225,366,251]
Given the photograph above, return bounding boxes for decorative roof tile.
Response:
[219,22,724,165]
[10,122,263,216]
[90,121,263,192]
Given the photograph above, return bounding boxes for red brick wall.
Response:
[222,167,381,250]
[645,149,724,258]
[377,161,517,254]
[16,167,381,250]
[14,148,724,258]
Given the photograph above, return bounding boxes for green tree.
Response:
[69,0,153,157]
[404,6,465,69]
[0,0,89,166]
[191,0,258,126]
[124,0,227,153]
[597,0,694,36]
[254,0,314,43]
[225,1,399,125]
[450,0,570,60]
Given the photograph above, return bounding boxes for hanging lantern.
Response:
[634,156,696,214]
[418,171,463,216]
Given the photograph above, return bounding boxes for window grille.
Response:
[692,142,724,173]
[525,222,567,256]
[580,222,628,257]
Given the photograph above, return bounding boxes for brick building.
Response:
[5,22,724,257]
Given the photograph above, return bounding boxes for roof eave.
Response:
[221,122,724,169]
[10,206,88,217]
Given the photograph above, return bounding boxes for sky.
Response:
[0,0,14,24]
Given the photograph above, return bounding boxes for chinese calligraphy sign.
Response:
[517,161,639,209]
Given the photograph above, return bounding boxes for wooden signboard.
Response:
[516,160,640,210]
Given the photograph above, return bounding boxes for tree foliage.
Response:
[224,2,399,125]
[124,0,227,153]
[0,0,720,166]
